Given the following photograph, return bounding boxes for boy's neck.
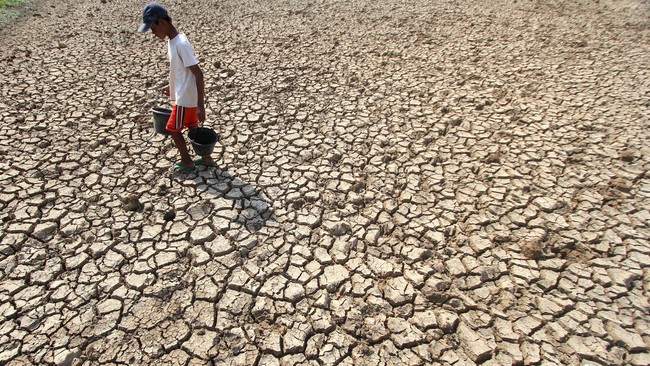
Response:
[167,25,179,40]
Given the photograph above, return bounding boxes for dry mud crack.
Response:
[1,0,649,365]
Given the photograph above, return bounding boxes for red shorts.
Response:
[166,105,199,133]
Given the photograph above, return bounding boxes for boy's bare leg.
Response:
[169,132,193,166]
[199,154,214,165]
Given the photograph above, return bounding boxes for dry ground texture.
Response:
[1,0,649,365]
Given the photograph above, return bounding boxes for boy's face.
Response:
[150,20,166,40]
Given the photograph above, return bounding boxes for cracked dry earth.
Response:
[0,0,649,365]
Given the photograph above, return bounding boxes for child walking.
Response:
[138,2,215,172]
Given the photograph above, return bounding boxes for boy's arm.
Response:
[189,64,205,122]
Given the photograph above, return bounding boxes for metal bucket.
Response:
[188,127,219,156]
[151,107,171,135]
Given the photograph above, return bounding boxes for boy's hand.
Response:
[197,106,205,123]
[161,85,170,96]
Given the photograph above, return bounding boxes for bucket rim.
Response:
[151,106,172,114]
[189,127,219,145]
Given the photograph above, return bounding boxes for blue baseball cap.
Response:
[137,2,169,33]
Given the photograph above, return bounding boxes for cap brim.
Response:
[138,22,153,33]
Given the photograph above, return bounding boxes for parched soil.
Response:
[1,0,649,365]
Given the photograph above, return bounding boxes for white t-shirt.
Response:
[168,34,198,107]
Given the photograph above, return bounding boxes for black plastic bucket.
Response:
[151,107,171,135]
[188,127,219,156]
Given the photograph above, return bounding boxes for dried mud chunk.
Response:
[619,150,635,163]
[484,152,500,164]
[120,195,142,212]
[163,211,176,221]
[520,240,544,260]
[609,177,631,193]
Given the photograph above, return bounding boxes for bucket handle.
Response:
[199,100,212,128]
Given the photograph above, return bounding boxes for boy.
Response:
[138,2,214,172]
